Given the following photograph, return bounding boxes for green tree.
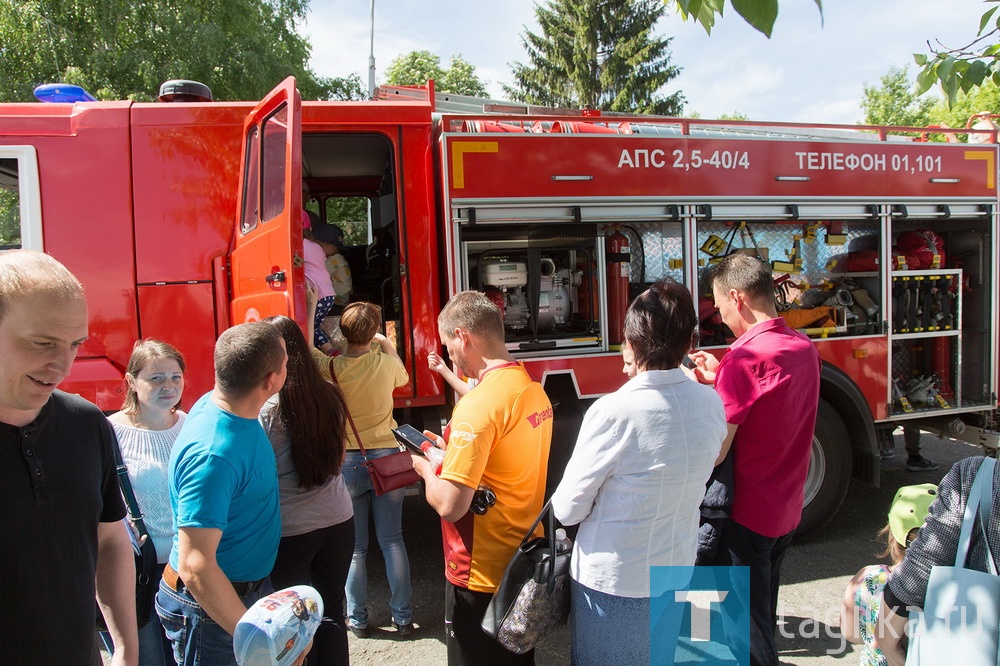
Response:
[327,73,368,101]
[0,188,18,249]
[914,1,1000,105]
[384,50,488,97]
[384,51,445,89]
[856,65,1000,141]
[0,0,336,102]
[440,56,489,97]
[861,66,934,128]
[324,197,370,247]
[505,0,684,115]
[927,81,1000,139]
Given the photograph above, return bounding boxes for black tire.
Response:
[796,398,852,540]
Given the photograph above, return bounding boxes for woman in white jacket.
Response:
[551,279,727,666]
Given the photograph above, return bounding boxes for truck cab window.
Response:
[240,126,260,234]
[261,104,288,223]
[324,196,369,247]
[0,158,19,249]
[0,149,40,251]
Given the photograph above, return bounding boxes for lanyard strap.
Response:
[328,359,369,458]
[111,428,151,540]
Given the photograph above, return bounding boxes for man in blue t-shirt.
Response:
[156,321,289,664]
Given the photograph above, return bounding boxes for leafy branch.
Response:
[668,0,821,39]
[915,0,1000,105]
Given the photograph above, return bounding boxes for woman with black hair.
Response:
[260,315,354,665]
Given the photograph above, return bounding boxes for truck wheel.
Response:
[796,398,852,540]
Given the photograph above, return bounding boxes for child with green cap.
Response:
[841,483,938,665]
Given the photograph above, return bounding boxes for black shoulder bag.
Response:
[480,501,571,654]
[96,438,159,632]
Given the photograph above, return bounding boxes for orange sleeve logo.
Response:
[525,406,553,428]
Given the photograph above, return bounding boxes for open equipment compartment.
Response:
[887,203,995,417]
[460,223,603,355]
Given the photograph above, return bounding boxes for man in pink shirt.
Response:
[691,254,821,666]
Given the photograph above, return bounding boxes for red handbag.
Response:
[364,447,422,496]
[330,360,420,495]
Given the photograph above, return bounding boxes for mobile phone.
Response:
[392,424,434,457]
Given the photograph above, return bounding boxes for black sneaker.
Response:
[348,623,369,639]
[906,456,940,472]
[880,449,896,460]
[392,621,414,636]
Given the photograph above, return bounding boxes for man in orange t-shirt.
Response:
[413,291,552,665]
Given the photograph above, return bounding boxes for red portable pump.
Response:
[605,229,631,349]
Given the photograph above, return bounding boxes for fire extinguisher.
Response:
[932,337,953,399]
[605,229,630,348]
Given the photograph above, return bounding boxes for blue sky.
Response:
[303,0,994,124]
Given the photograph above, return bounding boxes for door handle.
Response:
[265,270,286,284]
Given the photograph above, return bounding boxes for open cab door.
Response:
[230,77,304,327]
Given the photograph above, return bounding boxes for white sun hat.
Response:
[234,585,324,666]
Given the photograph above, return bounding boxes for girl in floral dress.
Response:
[841,483,938,665]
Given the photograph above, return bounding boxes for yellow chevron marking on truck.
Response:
[965,150,996,189]
[451,141,498,189]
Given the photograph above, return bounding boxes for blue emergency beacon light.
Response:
[33,83,97,103]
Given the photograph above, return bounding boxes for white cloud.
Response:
[679,56,786,118]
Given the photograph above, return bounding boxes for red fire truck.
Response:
[2,77,997,537]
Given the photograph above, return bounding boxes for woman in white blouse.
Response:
[108,339,186,666]
[550,279,727,666]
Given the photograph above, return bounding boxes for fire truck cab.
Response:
[2,78,998,538]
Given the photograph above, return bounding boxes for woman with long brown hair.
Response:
[260,315,353,665]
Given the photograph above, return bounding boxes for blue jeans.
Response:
[155,576,273,666]
[570,579,652,666]
[344,449,413,627]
